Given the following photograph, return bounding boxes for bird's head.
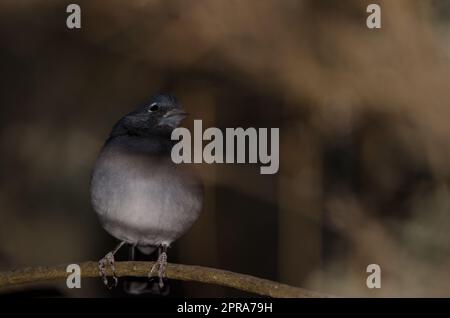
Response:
[112,94,188,137]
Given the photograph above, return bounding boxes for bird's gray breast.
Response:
[90,136,203,246]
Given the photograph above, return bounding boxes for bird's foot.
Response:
[149,249,168,289]
[98,252,118,289]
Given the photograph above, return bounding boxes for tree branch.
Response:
[0,261,330,298]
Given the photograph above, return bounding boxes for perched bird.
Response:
[90,94,203,291]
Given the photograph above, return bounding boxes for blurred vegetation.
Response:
[1,0,450,297]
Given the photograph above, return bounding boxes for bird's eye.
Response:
[149,103,159,112]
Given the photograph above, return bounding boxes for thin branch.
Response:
[0,261,330,298]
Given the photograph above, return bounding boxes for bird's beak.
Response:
[159,109,189,128]
[163,109,189,119]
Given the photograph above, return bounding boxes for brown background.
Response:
[1,0,450,297]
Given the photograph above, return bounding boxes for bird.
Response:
[90,94,203,292]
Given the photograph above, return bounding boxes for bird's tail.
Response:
[136,245,156,255]
[123,245,169,295]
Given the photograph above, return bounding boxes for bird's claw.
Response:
[149,250,168,288]
[98,251,118,289]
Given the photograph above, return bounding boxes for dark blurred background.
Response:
[1,0,450,297]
